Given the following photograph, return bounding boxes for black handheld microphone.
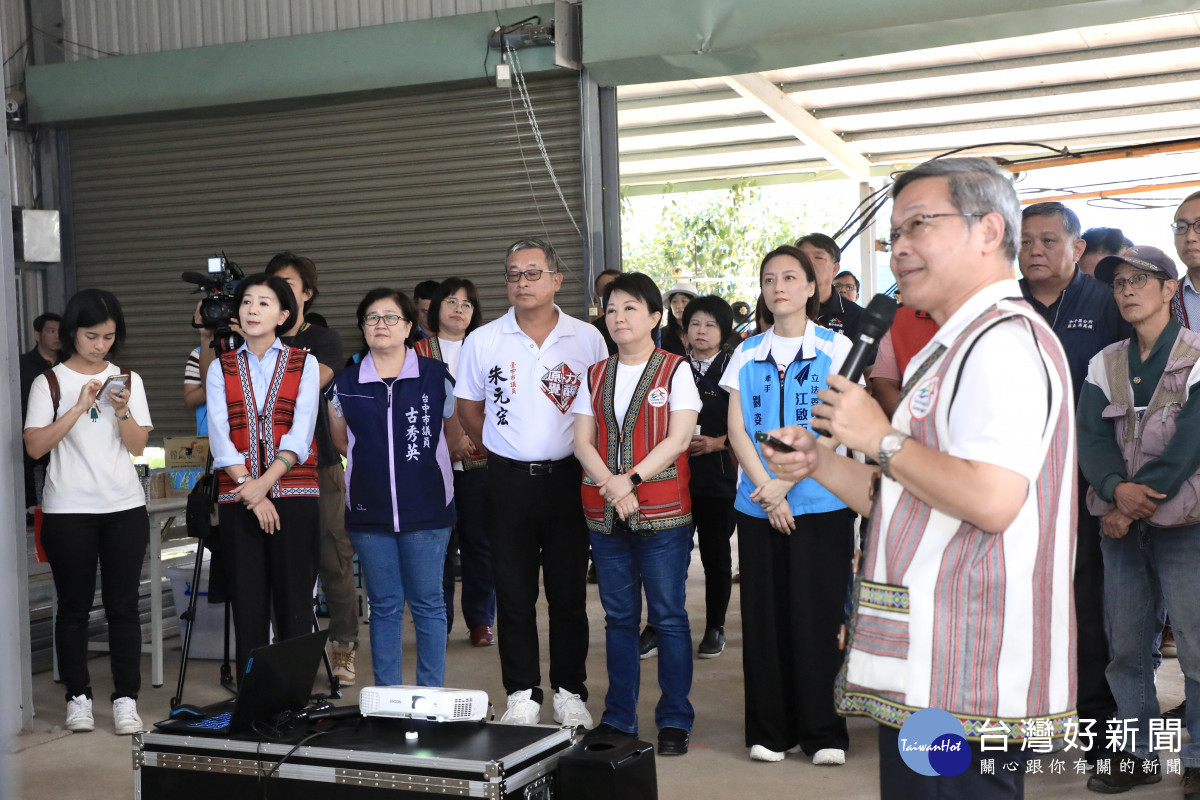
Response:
[307,704,361,722]
[812,294,899,437]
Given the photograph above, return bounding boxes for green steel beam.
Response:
[27,4,564,124]
[584,0,1199,87]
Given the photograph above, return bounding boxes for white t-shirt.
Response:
[25,362,153,514]
[575,358,702,428]
[455,306,608,461]
[768,335,803,372]
[437,337,464,381]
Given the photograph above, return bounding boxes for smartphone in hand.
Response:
[754,431,796,453]
[95,374,131,406]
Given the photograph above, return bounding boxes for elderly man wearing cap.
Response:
[1078,245,1200,796]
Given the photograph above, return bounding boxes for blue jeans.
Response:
[590,524,695,734]
[350,527,452,687]
[1101,520,1200,767]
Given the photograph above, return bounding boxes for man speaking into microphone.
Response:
[761,158,1076,800]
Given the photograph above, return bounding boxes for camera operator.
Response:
[265,252,359,686]
[183,302,212,435]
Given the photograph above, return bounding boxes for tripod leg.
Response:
[220,601,236,694]
[170,542,206,709]
[314,609,341,698]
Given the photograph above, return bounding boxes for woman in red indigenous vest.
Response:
[205,273,322,678]
[573,272,702,756]
[415,278,496,647]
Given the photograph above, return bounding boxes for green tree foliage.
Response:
[622,182,845,304]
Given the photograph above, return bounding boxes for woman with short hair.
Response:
[330,288,462,687]
[205,272,322,679]
[574,272,701,756]
[24,288,152,735]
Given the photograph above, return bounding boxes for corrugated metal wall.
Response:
[60,0,541,57]
[67,76,586,438]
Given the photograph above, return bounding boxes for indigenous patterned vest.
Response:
[836,300,1077,742]
[216,346,319,503]
[581,350,692,533]
[414,336,486,470]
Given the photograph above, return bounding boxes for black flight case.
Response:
[133,717,574,800]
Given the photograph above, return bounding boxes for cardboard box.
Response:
[150,468,206,499]
[164,436,209,468]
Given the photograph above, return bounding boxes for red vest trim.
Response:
[415,336,487,470]
[216,346,319,503]
[581,350,692,533]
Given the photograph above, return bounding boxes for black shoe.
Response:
[698,627,725,658]
[587,561,598,584]
[1163,700,1186,720]
[1184,767,1200,800]
[583,723,637,743]
[1085,753,1161,793]
[639,626,658,660]
[657,727,689,756]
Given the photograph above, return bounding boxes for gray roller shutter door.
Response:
[67,76,586,438]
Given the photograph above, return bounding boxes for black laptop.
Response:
[155,630,329,736]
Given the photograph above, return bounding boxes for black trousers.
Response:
[691,494,736,629]
[218,496,319,678]
[1075,476,1117,748]
[877,725,1027,800]
[738,508,853,754]
[486,457,590,704]
[41,506,149,702]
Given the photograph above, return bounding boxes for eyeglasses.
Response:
[1111,273,1159,293]
[363,313,407,327]
[1171,219,1200,236]
[889,213,987,245]
[505,269,558,283]
[833,283,857,292]
[443,298,474,311]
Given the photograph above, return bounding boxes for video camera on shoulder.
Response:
[182,254,244,355]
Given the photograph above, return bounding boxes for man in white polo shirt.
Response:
[760,158,1076,800]
[457,237,607,727]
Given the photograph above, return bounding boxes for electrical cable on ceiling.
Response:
[31,25,121,58]
[505,43,587,293]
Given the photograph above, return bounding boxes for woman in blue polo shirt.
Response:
[720,245,856,767]
[329,287,462,687]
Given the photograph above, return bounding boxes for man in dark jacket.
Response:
[19,312,61,509]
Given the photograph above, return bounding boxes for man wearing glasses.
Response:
[758,158,1076,799]
[1173,190,1200,332]
[456,238,606,728]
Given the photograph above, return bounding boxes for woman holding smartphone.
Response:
[205,273,322,679]
[720,245,856,767]
[574,272,701,756]
[24,289,152,736]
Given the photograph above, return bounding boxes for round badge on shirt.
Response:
[647,387,669,408]
[909,377,939,419]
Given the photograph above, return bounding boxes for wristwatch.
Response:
[236,475,249,485]
[877,431,910,481]
[628,471,643,487]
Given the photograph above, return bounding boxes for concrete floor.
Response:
[13,546,1188,800]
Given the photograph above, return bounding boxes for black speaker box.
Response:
[557,736,658,800]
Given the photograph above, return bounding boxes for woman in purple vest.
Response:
[329,288,462,687]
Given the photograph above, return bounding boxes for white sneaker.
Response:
[65,695,94,732]
[112,697,143,735]
[750,744,785,762]
[812,748,846,766]
[500,690,541,725]
[552,688,593,729]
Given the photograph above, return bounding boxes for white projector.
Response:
[359,686,489,722]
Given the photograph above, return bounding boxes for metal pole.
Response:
[859,180,879,300]
[1,31,34,800]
